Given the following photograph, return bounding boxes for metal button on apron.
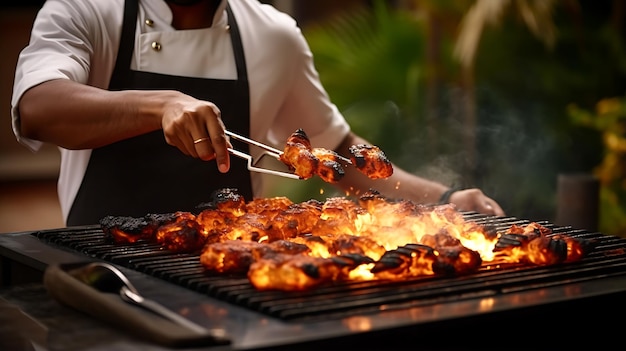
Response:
[151,41,162,51]
[145,19,154,26]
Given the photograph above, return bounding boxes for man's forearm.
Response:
[334,132,448,204]
[18,79,162,149]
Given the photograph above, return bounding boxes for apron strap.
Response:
[109,0,138,89]
[226,4,248,82]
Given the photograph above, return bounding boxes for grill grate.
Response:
[31,214,626,322]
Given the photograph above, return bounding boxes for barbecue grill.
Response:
[2,211,626,349]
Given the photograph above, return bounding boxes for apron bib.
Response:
[68,0,252,225]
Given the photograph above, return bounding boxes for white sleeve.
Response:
[10,0,120,152]
[267,23,350,151]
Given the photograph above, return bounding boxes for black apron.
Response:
[67,0,253,226]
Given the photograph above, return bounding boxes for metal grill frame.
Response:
[26,213,626,321]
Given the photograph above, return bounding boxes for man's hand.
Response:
[19,80,231,174]
[449,188,505,216]
[160,92,230,173]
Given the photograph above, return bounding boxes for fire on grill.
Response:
[99,188,596,292]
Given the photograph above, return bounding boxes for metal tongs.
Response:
[225,130,301,179]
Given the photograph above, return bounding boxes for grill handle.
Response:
[43,262,231,347]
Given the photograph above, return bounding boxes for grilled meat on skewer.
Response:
[348,144,393,179]
[312,147,345,183]
[279,129,319,180]
[279,129,393,182]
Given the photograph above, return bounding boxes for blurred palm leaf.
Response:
[455,0,560,67]
[268,1,438,202]
[304,0,427,159]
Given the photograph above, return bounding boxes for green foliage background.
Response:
[271,0,626,236]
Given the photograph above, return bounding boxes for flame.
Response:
[102,189,594,292]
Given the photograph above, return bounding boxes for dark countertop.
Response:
[0,283,231,351]
[3,282,625,351]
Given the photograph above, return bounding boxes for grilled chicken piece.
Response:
[248,253,371,291]
[195,208,239,244]
[371,243,437,278]
[279,128,346,182]
[101,211,206,253]
[287,199,324,229]
[251,239,311,260]
[200,240,264,274]
[420,232,483,275]
[155,212,206,253]
[266,199,324,240]
[325,233,387,259]
[322,196,367,221]
[280,129,393,182]
[200,239,311,275]
[420,231,464,248]
[312,147,345,183]
[357,189,427,221]
[558,234,596,263]
[246,196,293,216]
[348,144,393,179]
[493,222,595,265]
[525,235,569,265]
[100,212,178,244]
[434,245,483,275]
[205,187,248,215]
[312,197,367,236]
[221,213,274,242]
[279,129,318,179]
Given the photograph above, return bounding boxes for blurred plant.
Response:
[454,0,560,68]
[469,0,626,225]
[268,0,626,229]
[272,0,441,202]
[568,98,626,236]
[291,0,575,213]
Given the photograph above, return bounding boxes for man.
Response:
[11,0,504,226]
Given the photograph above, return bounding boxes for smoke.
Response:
[392,82,564,219]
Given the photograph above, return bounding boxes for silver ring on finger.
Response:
[193,137,210,144]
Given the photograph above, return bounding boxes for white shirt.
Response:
[11,0,350,223]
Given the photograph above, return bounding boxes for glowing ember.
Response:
[100,188,595,292]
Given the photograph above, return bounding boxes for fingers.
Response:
[192,136,212,159]
[451,189,505,216]
[190,125,230,173]
[477,197,505,216]
[190,108,229,173]
[161,95,230,173]
[486,199,505,216]
[205,107,230,173]
[191,133,230,173]
[191,135,214,160]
